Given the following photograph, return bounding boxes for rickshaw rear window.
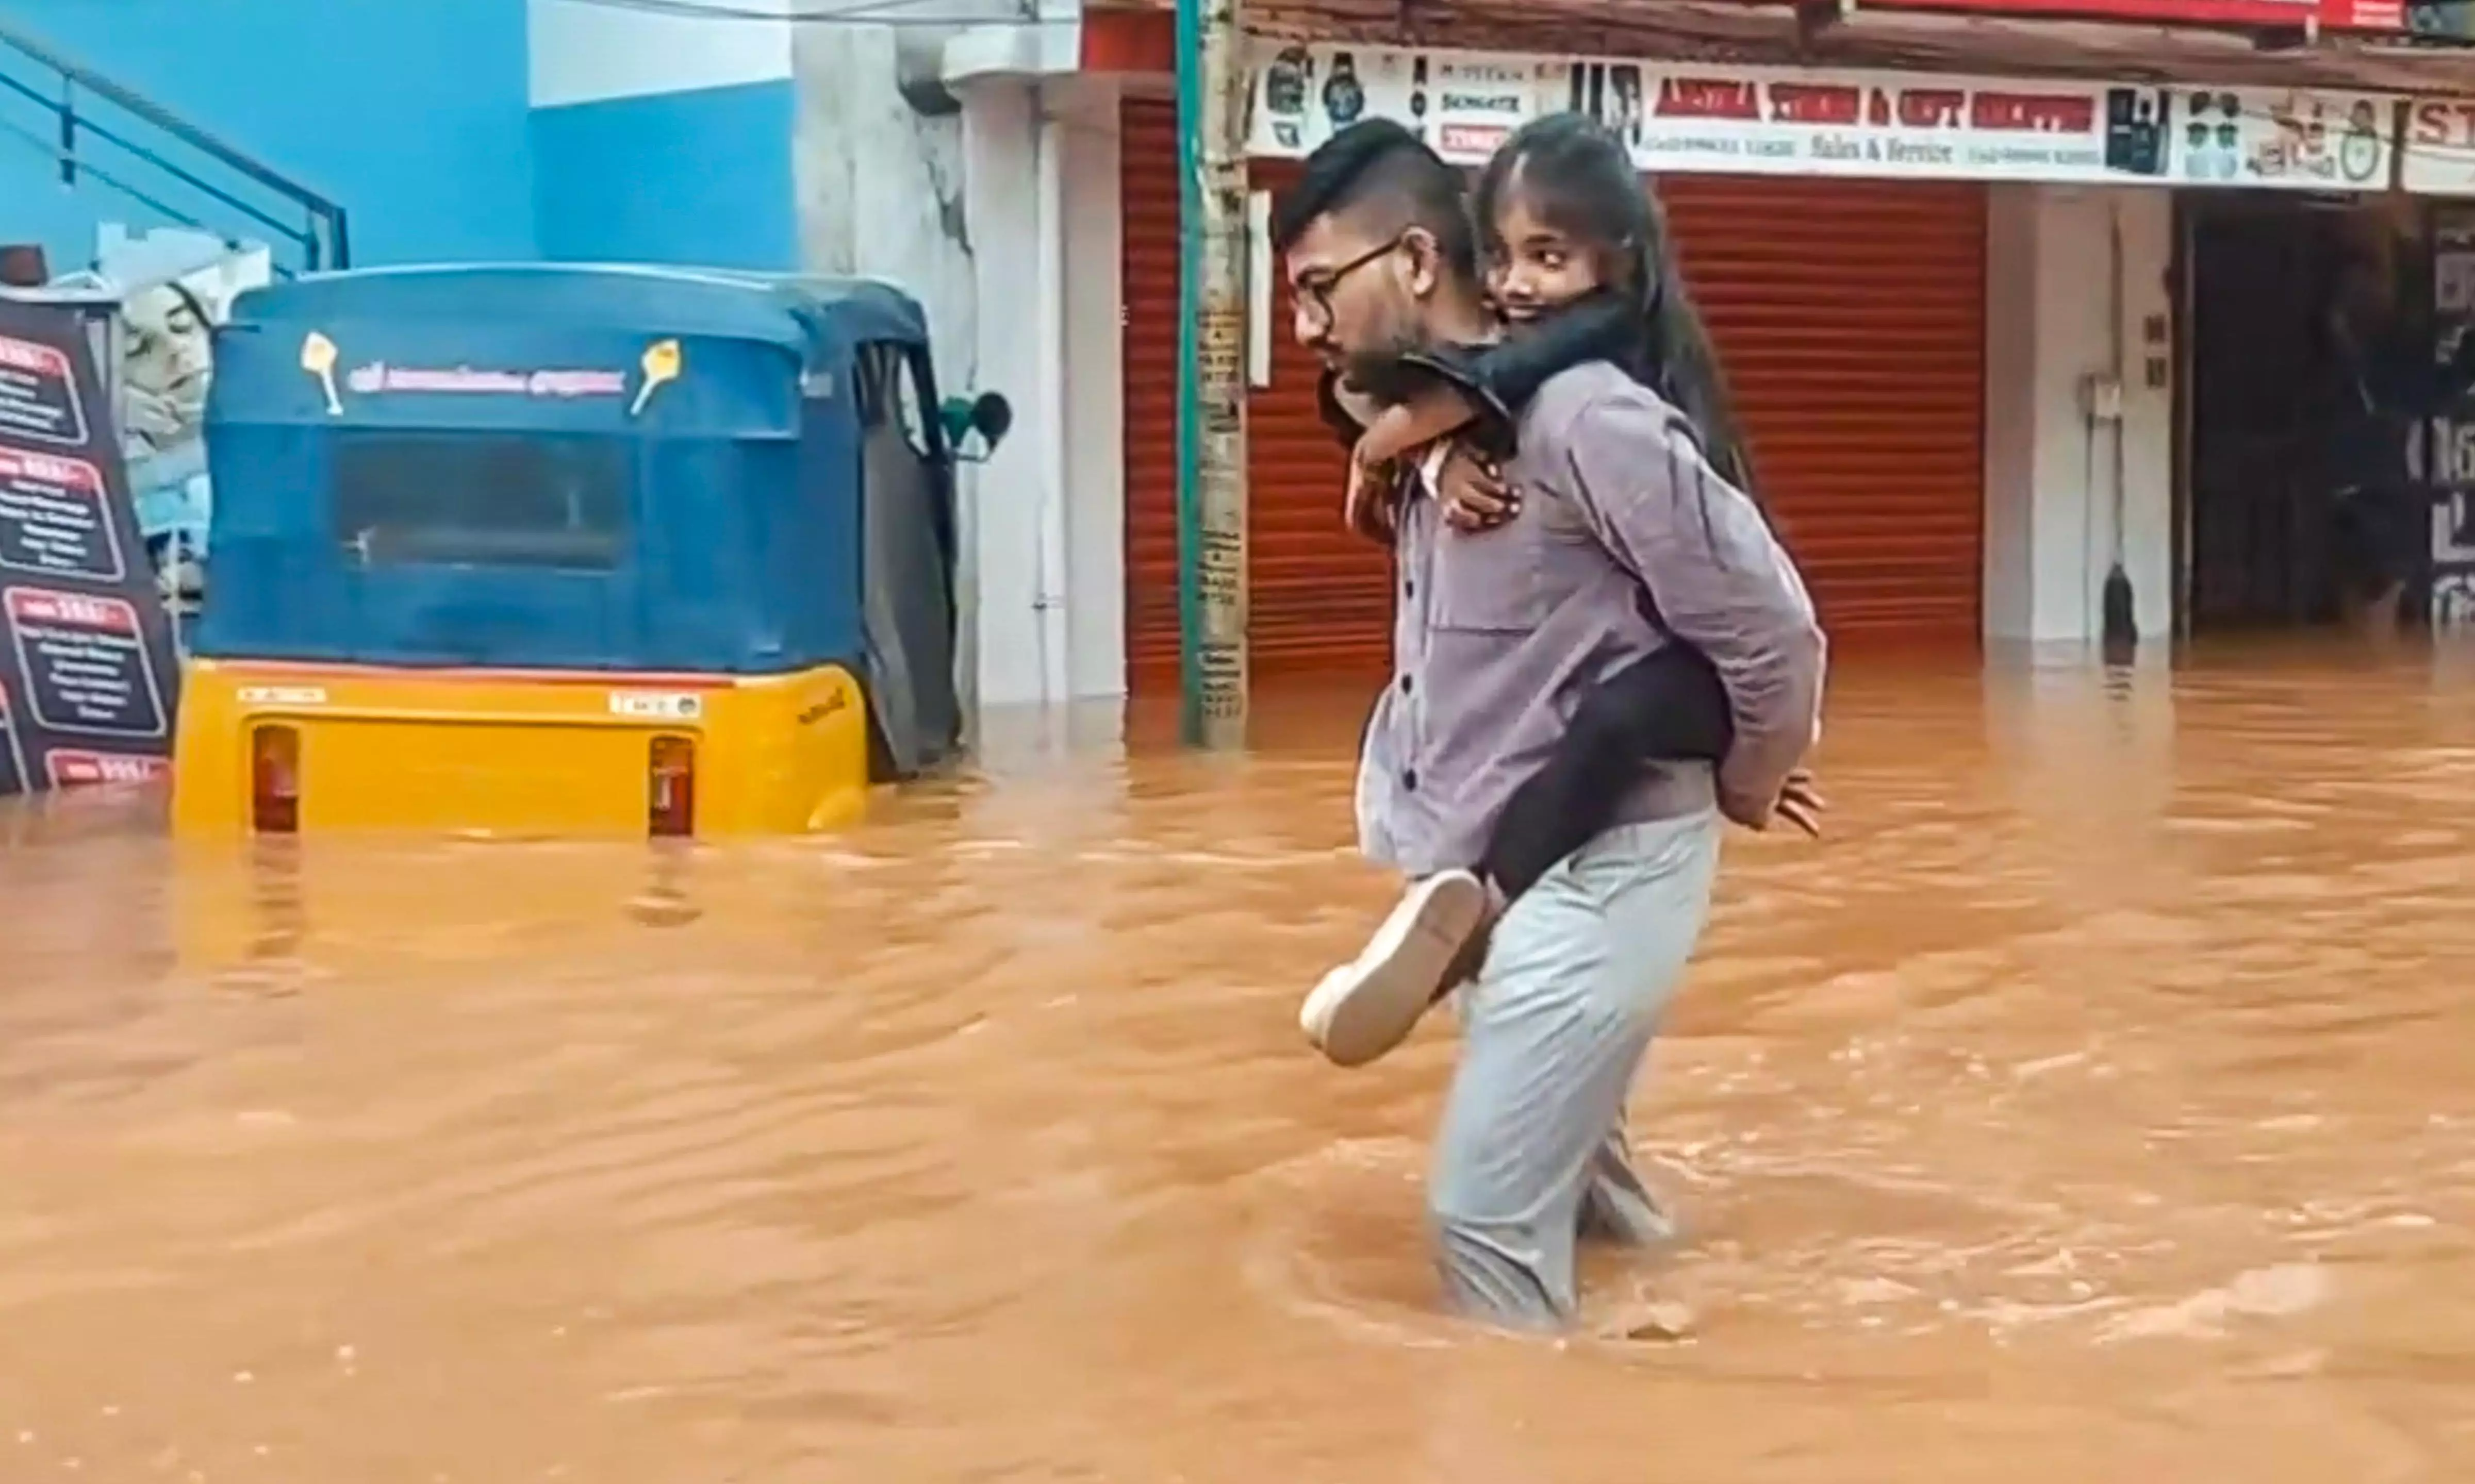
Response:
[331,431,630,571]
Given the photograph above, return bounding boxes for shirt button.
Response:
[1402,768,1419,792]
[1399,673,1413,695]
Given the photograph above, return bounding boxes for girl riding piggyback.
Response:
[1301,113,1824,1069]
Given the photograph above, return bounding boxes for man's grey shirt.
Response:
[1356,361,1827,878]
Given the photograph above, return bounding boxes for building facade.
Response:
[945,1,2475,719]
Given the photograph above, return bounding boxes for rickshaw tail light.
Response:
[649,735,696,839]
[250,724,301,835]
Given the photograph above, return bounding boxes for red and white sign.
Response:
[6,587,138,633]
[43,750,169,788]
[2403,97,2475,196]
[1612,66,2135,184]
[1247,41,2402,192]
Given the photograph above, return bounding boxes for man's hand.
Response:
[1775,768,1825,838]
[1438,445,1519,532]
[1722,769,1825,837]
[1345,458,1397,544]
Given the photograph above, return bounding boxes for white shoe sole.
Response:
[1299,871,1488,1067]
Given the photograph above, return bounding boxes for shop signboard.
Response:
[1854,0,2404,30]
[1250,41,2397,193]
[0,296,181,796]
[2428,210,2475,630]
[2400,96,2475,196]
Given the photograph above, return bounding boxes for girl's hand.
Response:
[1345,459,1397,544]
[1439,445,1518,532]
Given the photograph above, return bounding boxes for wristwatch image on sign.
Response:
[1324,54,1364,128]
[2339,101,2383,184]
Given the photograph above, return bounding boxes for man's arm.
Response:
[1561,385,1825,827]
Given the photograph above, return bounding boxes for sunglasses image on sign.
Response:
[2179,92,2244,181]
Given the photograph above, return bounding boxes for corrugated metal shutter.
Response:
[1662,175,1987,646]
[1121,102,1390,691]
[1121,96,1184,687]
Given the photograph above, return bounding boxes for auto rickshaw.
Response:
[170,264,1006,838]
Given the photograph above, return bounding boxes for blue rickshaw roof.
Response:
[224,263,930,363]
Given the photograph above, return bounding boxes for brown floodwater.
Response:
[6,638,2475,1482]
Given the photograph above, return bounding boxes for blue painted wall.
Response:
[531,79,797,271]
[0,0,534,271]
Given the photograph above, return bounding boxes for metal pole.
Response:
[1174,0,1249,748]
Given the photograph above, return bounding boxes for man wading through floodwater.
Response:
[1272,121,1827,1329]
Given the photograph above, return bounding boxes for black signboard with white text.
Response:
[0,296,180,795]
[2430,212,2475,630]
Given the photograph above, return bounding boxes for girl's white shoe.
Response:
[1298,870,1489,1066]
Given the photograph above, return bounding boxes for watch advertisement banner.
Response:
[0,296,182,797]
[1249,40,2406,194]
[2166,86,2394,189]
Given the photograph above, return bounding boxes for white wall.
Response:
[957,77,1031,725]
[527,0,792,107]
[1982,184,2177,645]
[950,72,1128,727]
[794,27,976,378]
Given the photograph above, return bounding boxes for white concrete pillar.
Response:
[954,72,1129,735]
[1982,185,2176,646]
[1054,79,1128,707]
[958,76,1045,723]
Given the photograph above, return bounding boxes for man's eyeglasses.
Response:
[1292,235,1404,324]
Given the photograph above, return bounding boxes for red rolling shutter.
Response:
[1662,175,1988,647]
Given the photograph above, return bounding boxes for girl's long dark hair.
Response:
[1473,113,1760,504]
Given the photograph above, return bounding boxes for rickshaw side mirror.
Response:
[940,391,1014,462]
